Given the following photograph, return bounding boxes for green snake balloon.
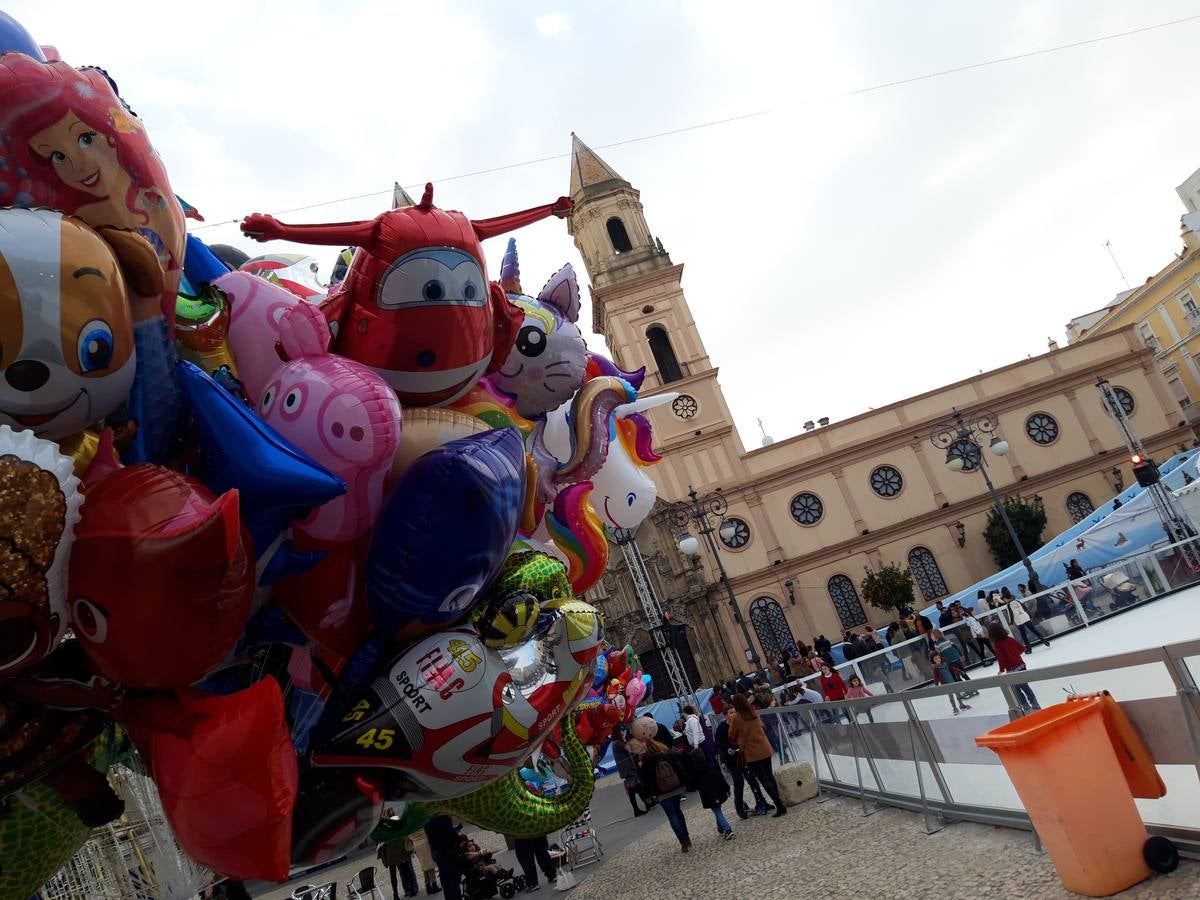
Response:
[374,715,594,841]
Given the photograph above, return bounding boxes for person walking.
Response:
[817,662,852,724]
[1003,586,1050,652]
[408,829,440,896]
[611,725,649,817]
[715,706,772,817]
[637,737,693,852]
[710,687,727,716]
[682,705,705,750]
[512,834,557,893]
[424,816,464,900]
[963,607,994,664]
[844,673,874,723]
[988,622,1041,711]
[814,634,834,666]
[378,835,418,898]
[681,742,735,841]
[930,650,972,716]
[727,694,787,818]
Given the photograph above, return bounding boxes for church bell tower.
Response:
[567,134,747,496]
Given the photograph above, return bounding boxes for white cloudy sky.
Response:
[10,1,1200,444]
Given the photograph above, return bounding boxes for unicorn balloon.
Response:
[534,380,674,591]
[488,240,587,418]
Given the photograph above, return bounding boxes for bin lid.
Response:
[975,692,1165,799]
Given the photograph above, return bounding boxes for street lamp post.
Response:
[931,408,1043,593]
[672,486,761,672]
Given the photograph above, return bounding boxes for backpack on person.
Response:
[650,753,681,794]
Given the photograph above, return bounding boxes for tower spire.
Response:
[569,133,628,199]
[392,182,417,209]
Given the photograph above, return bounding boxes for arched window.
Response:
[827,575,867,629]
[646,326,683,383]
[749,596,796,662]
[1066,491,1095,523]
[907,547,948,601]
[606,217,633,253]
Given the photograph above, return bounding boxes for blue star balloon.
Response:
[366,427,526,636]
[177,360,345,566]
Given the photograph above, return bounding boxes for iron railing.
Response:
[759,635,1200,857]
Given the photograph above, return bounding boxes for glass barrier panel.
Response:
[910,684,1022,810]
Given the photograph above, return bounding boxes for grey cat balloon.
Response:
[490,239,587,418]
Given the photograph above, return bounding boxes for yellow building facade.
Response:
[1071,214,1200,428]
[571,136,1196,682]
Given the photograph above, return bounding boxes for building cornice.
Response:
[714,331,1154,497]
[716,423,1194,599]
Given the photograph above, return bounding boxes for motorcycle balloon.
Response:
[314,599,600,801]
[365,428,526,638]
[127,680,298,882]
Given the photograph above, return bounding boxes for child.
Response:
[930,651,973,716]
[930,629,979,698]
[459,836,513,881]
[817,662,853,725]
[987,622,1041,711]
[845,673,875,723]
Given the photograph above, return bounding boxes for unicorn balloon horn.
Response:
[500,237,522,295]
[613,392,678,419]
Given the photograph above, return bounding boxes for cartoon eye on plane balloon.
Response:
[240,184,572,408]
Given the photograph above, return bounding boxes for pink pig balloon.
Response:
[624,670,647,708]
[221,270,305,401]
[257,302,402,542]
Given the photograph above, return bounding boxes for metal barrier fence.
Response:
[758,636,1200,857]
[775,535,1200,702]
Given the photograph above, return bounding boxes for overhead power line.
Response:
[192,12,1200,231]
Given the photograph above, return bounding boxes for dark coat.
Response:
[714,719,743,771]
[612,738,639,783]
[638,748,688,800]
[681,748,730,809]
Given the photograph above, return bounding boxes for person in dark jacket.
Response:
[611,725,649,816]
[714,706,772,817]
[814,635,833,665]
[637,739,692,852]
[681,745,734,840]
[424,816,464,900]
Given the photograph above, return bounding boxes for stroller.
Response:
[457,836,526,900]
[461,867,525,900]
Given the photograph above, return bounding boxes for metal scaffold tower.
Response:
[1097,376,1200,571]
[612,529,700,711]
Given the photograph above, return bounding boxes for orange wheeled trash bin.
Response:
[975,691,1167,897]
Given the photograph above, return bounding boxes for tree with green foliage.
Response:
[983,496,1047,568]
[860,563,916,614]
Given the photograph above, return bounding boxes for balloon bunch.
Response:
[574,644,654,746]
[0,15,674,895]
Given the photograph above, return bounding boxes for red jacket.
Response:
[820,672,847,701]
[710,694,725,715]
[994,636,1026,673]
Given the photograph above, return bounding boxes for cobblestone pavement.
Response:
[566,794,1200,900]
